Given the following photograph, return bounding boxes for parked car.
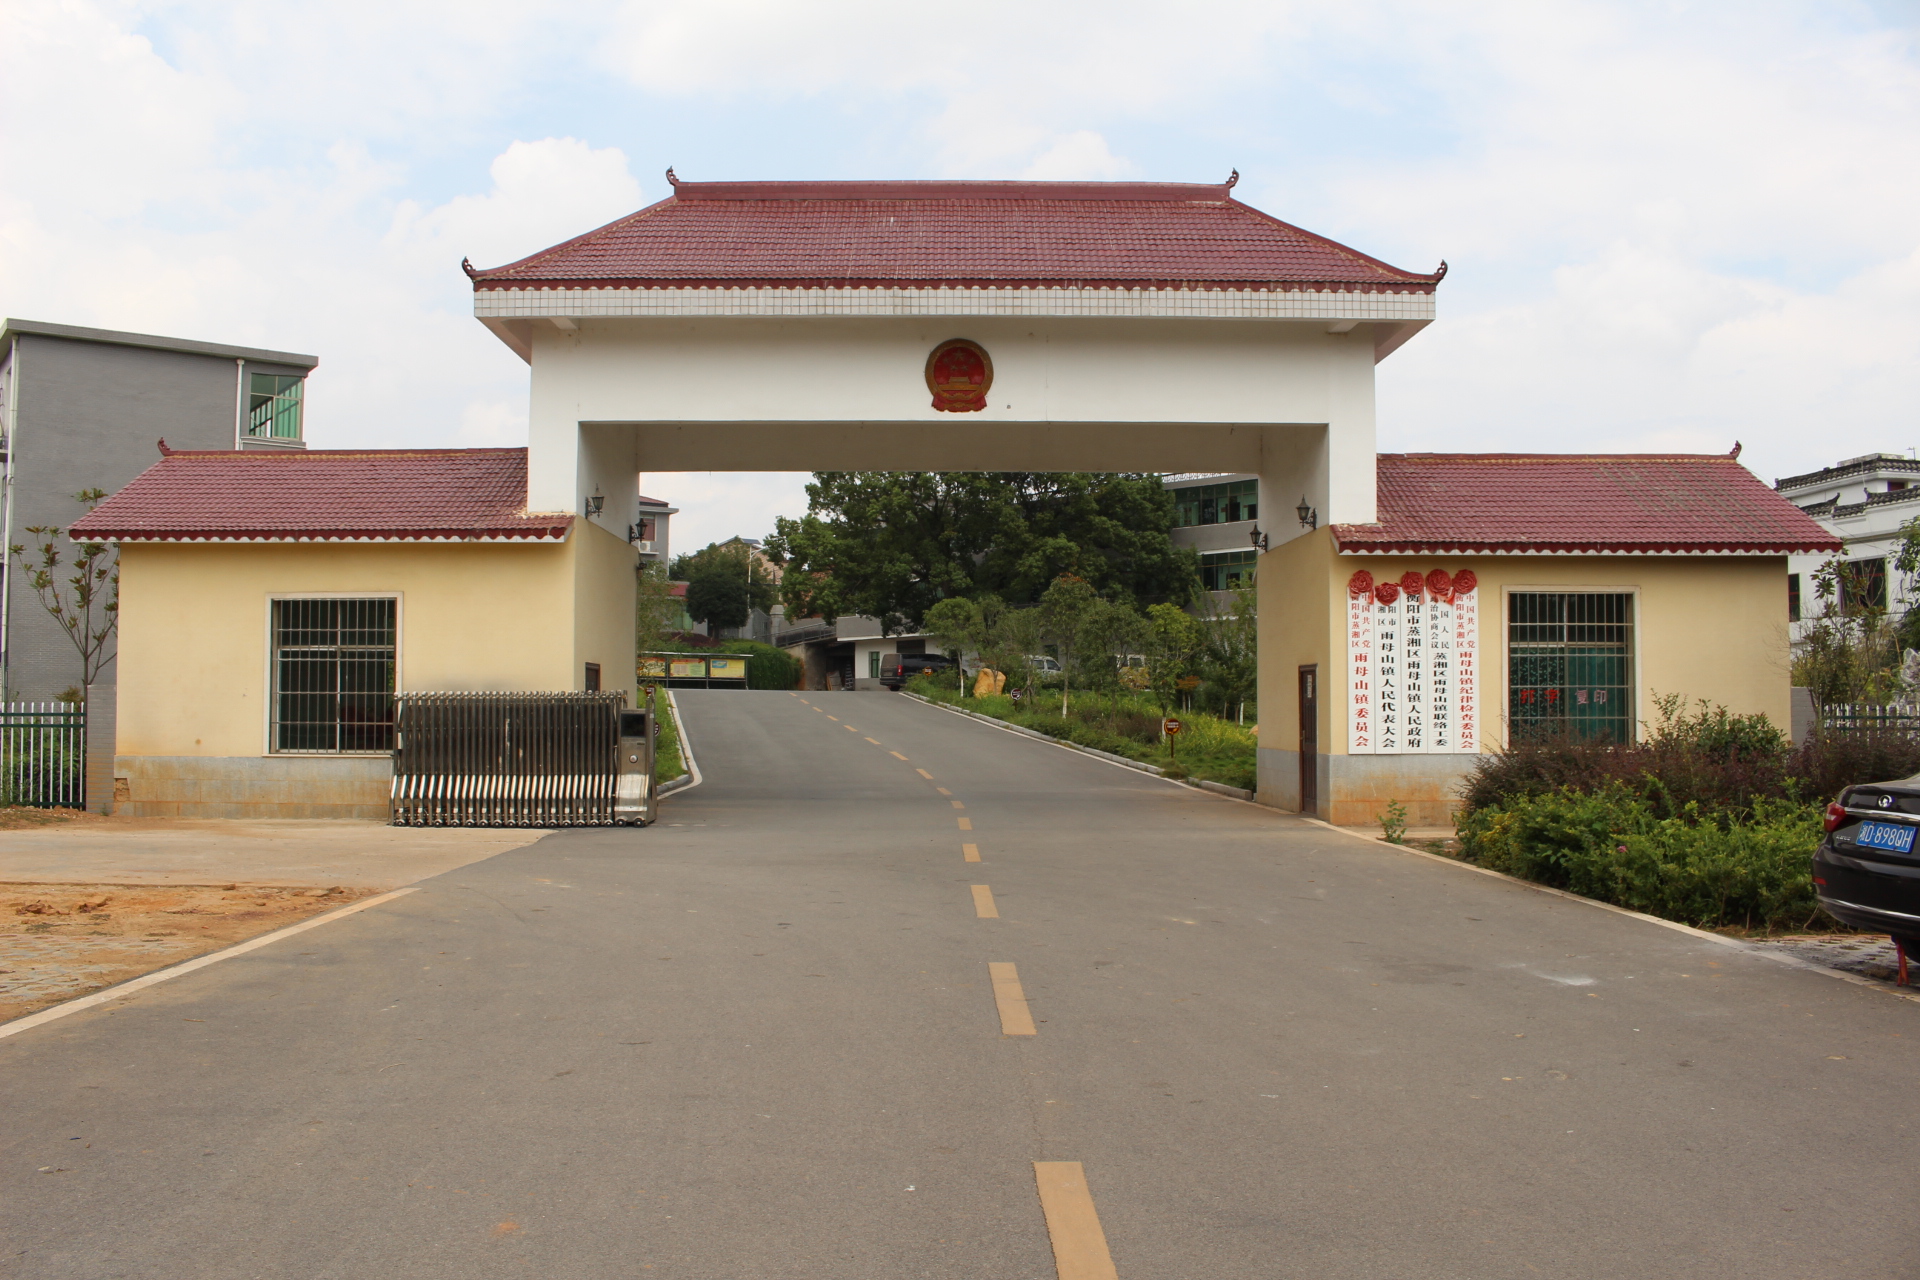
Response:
[880,652,956,690]
[1023,655,1064,684]
[1814,779,1920,947]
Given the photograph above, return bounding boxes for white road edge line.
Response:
[1300,817,1920,1005]
[904,692,1203,794]
[0,886,422,1042]
[902,693,1919,1005]
[658,688,704,799]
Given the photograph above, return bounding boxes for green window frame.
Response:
[1199,549,1257,592]
[248,373,304,440]
[1173,479,1259,528]
[271,598,396,753]
[1508,592,1634,743]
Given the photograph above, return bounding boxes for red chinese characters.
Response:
[926,339,993,412]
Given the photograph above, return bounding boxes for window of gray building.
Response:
[248,373,304,440]
[271,598,395,752]
[1173,479,1257,528]
[1199,549,1257,591]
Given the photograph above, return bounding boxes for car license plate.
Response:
[1856,820,1916,853]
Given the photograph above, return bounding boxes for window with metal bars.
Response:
[271,598,396,753]
[1508,592,1634,743]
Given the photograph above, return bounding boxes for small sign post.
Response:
[1162,716,1183,762]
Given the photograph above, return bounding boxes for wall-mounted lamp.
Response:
[585,490,605,519]
[1249,526,1270,552]
[1295,495,1318,530]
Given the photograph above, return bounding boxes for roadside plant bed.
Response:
[1452,697,1920,933]
[907,675,1255,792]
[1456,786,1826,932]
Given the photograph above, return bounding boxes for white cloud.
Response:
[1021,132,1134,181]
[387,138,646,274]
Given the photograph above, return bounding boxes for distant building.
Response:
[1164,472,1261,607]
[0,319,318,700]
[634,493,676,566]
[1775,452,1920,628]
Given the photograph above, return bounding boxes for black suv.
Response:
[1814,779,1920,945]
[879,653,955,690]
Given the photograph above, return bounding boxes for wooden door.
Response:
[1298,665,1319,815]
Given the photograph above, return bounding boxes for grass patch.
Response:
[655,697,687,783]
[909,677,1255,792]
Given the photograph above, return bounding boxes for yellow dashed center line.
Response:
[1032,1162,1118,1280]
[827,715,839,721]
[988,962,1037,1036]
[963,843,981,863]
[958,817,973,831]
[890,751,909,761]
[865,737,881,745]
[951,800,965,809]
[936,787,952,796]
[844,725,858,732]
[971,885,999,918]
[915,768,933,780]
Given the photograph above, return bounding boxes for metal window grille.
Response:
[0,702,85,807]
[271,598,396,753]
[1508,592,1634,743]
[247,374,304,439]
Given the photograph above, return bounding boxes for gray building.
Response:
[0,319,318,700]
[1165,472,1262,609]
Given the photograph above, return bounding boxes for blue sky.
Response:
[3,0,1915,550]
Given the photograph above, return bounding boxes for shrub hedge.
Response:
[717,640,804,690]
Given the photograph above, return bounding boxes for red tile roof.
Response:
[1333,453,1841,556]
[469,179,1442,294]
[71,448,573,543]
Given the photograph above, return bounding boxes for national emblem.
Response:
[926,339,992,413]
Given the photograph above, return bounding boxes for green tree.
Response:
[673,541,776,634]
[764,471,1198,634]
[1144,602,1206,719]
[1198,580,1258,722]
[12,488,118,694]
[635,561,685,657]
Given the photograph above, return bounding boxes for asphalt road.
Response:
[3,689,1915,1279]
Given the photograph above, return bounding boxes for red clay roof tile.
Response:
[470,179,1441,294]
[1334,453,1841,556]
[70,448,573,543]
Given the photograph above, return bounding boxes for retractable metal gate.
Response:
[390,691,626,827]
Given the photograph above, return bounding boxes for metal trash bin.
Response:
[613,692,658,826]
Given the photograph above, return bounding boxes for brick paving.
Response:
[0,928,202,1007]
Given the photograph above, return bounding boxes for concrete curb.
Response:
[656,689,702,801]
[897,691,1255,803]
[1301,818,1920,1006]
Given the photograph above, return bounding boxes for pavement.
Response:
[2,688,1915,1278]
[0,818,548,888]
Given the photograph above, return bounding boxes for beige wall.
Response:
[1256,532,1793,823]
[117,535,628,761]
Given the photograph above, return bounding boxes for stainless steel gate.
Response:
[389,691,627,827]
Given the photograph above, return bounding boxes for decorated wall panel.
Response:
[1346,569,1478,755]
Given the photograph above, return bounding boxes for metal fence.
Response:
[389,691,625,827]
[0,702,86,808]
[1823,703,1920,735]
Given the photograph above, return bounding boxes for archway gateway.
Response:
[469,176,1444,814]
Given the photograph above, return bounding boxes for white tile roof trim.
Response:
[473,285,1437,322]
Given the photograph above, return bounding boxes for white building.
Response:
[1777,452,1920,627]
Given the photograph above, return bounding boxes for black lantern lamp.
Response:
[586,489,605,519]
[1249,526,1269,552]
[1295,495,1318,530]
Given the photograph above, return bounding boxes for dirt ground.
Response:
[0,806,102,831]
[0,881,377,1024]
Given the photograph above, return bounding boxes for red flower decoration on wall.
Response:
[1426,569,1453,599]
[1452,569,1478,595]
[1347,570,1375,598]
[1374,582,1400,605]
[1399,571,1425,597]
